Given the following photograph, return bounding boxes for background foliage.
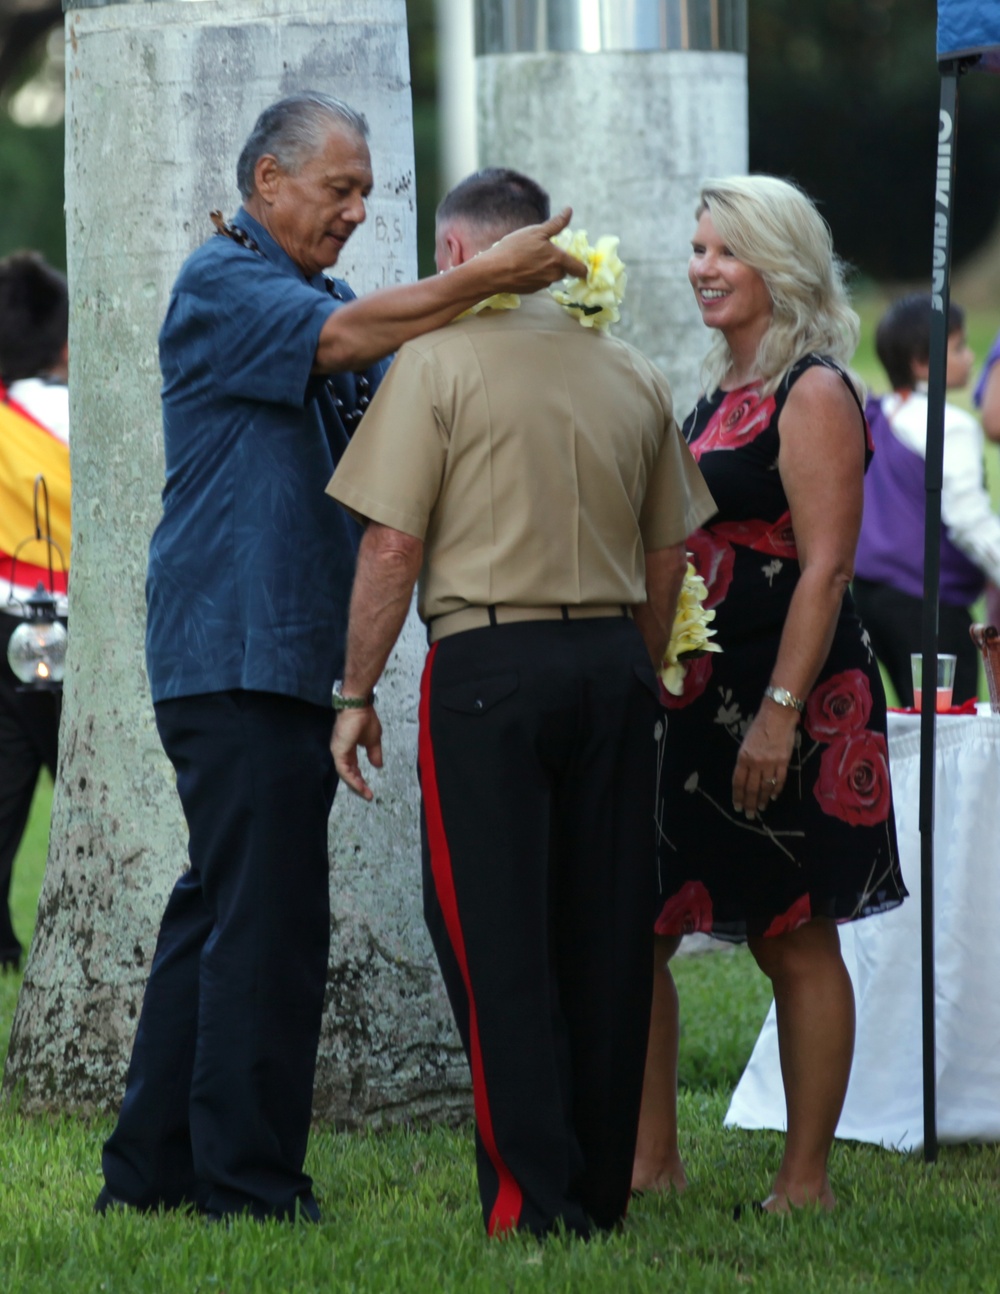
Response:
[748,0,1000,285]
[2,2,1000,286]
[0,114,63,268]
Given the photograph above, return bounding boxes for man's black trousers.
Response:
[418,618,661,1238]
[101,689,336,1220]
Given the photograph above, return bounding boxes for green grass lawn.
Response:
[3,782,1000,1291]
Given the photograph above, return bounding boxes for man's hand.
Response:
[332,706,383,801]
[487,208,588,290]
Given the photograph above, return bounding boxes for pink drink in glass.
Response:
[912,687,954,713]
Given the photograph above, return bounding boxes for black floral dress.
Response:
[655,355,907,942]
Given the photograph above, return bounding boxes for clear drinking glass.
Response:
[910,653,957,712]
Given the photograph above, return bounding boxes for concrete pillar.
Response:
[5,0,469,1127]
[475,0,748,414]
[435,0,477,190]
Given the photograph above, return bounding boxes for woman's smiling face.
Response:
[687,210,773,340]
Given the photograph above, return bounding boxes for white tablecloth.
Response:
[725,706,1000,1151]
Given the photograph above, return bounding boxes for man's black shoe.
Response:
[93,1185,133,1215]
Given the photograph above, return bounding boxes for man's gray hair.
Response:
[236,92,369,199]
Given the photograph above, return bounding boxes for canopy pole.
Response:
[919,56,967,1164]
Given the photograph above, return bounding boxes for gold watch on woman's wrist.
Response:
[763,684,805,713]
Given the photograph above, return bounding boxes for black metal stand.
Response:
[918,56,972,1163]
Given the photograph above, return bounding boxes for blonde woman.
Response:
[634,176,907,1213]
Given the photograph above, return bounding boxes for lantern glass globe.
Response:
[7,618,67,686]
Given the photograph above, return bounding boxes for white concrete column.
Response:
[6,0,469,1127]
[476,0,748,414]
[435,0,477,190]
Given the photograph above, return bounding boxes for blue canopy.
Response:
[937,0,1000,68]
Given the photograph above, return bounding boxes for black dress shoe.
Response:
[201,1194,322,1225]
[94,1186,133,1215]
[295,1194,321,1225]
[0,943,22,973]
[732,1200,766,1221]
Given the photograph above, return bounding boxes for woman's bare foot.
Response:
[631,1155,689,1195]
[761,1183,836,1214]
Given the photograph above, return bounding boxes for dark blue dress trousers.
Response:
[101,689,336,1219]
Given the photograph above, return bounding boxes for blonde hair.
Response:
[696,175,860,397]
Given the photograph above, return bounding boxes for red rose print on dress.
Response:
[805,670,874,742]
[691,388,777,458]
[686,528,735,609]
[655,880,714,936]
[762,893,812,938]
[813,730,892,827]
[660,651,714,709]
[711,511,798,559]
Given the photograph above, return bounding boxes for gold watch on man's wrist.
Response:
[332,680,377,711]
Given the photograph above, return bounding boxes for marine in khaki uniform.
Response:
[326,168,716,1239]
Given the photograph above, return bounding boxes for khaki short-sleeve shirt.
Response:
[328,292,715,621]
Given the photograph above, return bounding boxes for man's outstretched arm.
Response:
[332,521,424,800]
[314,209,587,373]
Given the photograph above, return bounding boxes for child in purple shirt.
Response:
[854,295,998,704]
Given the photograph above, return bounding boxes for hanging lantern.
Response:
[7,582,67,688]
[4,475,68,692]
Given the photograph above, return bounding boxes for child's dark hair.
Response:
[875,293,964,392]
[0,251,69,384]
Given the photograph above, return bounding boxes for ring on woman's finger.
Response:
[766,777,778,786]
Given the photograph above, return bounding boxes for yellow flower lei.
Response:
[455,292,522,320]
[659,562,722,697]
[454,229,627,329]
[548,229,627,332]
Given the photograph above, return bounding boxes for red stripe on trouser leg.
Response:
[417,644,523,1236]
